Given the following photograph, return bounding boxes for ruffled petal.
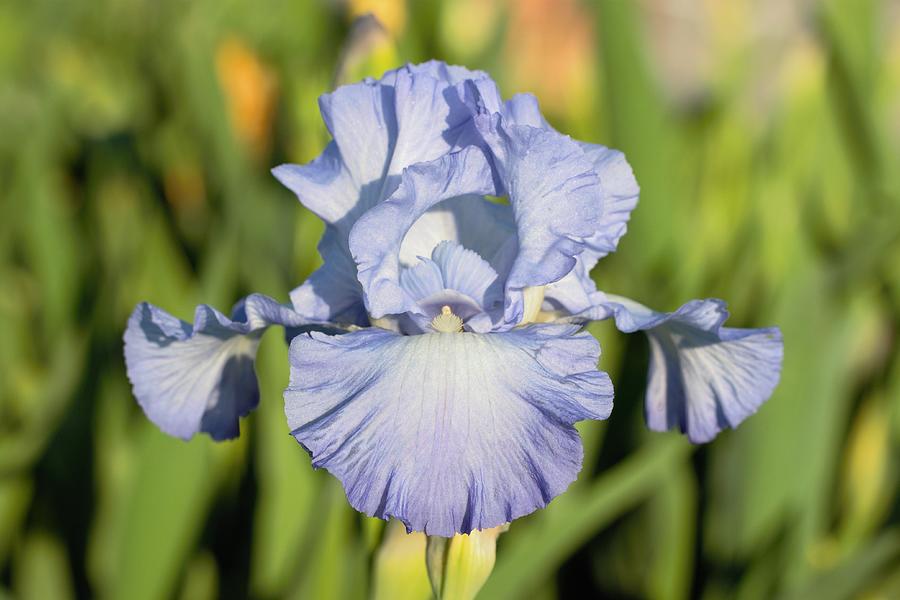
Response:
[271,143,358,230]
[476,116,604,325]
[273,63,489,233]
[402,60,493,89]
[575,143,640,262]
[574,294,783,443]
[467,91,639,318]
[289,227,369,326]
[275,63,498,326]
[124,294,308,441]
[349,147,496,318]
[284,324,613,537]
[407,61,504,118]
[541,259,598,315]
[541,145,638,313]
[540,144,639,315]
[272,77,390,230]
[501,93,549,129]
[498,94,638,267]
[385,65,487,179]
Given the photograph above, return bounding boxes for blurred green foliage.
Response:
[1,0,899,598]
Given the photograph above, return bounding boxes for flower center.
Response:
[431,305,463,334]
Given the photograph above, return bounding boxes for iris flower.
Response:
[124,61,783,537]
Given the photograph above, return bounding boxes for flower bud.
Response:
[426,525,508,600]
[372,521,432,600]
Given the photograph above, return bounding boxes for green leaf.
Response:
[0,477,32,566]
[780,528,900,600]
[110,427,221,600]
[250,332,321,598]
[481,436,692,600]
[14,531,75,600]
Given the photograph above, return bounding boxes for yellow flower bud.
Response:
[426,525,508,600]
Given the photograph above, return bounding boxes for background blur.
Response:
[2,0,900,598]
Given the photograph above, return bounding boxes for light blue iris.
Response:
[123,61,783,536]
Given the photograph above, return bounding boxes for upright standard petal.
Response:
[575,295,783,443]
[399,61,505,132]
[500,93,548,129]
[575,143,640,261]
[273,64,487,233]
[475,115,605,325]
[493,92,639,266]
[284,324,613,537]
[124,294,308,441]
[349,147,496,318]
[274,63,495,326]
[271,143,358,229]
[541,144,639,315]
[469,90,639,318]
[289,227,370,326]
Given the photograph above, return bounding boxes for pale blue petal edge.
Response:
[576,142,640,263]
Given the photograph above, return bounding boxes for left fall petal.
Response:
[123,294,307,441]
